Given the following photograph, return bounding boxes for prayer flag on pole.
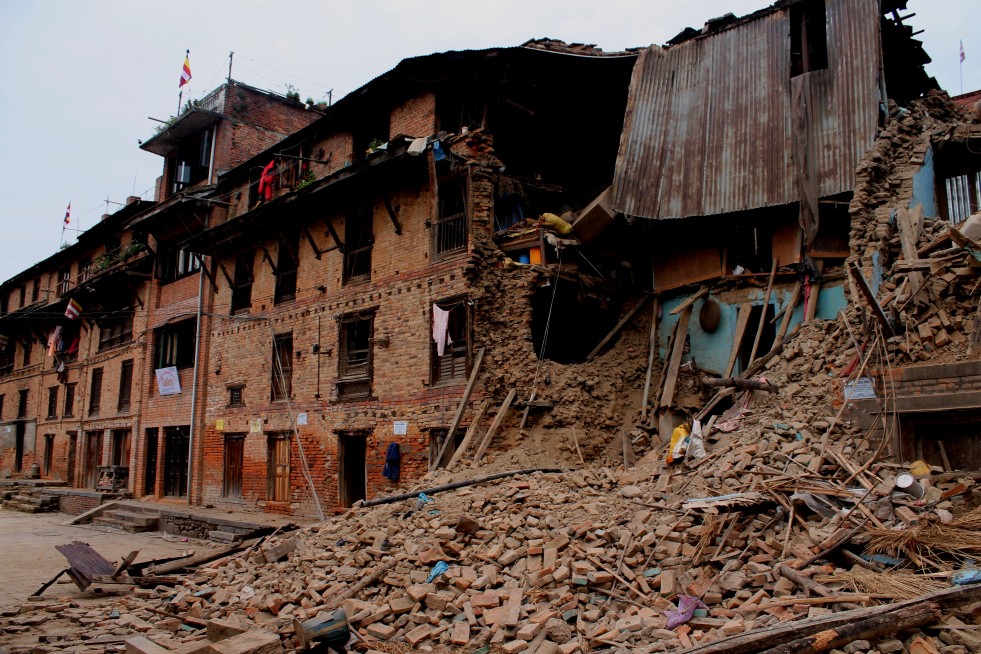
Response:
[961,41,966,63]
[63,202,71,225]
[179,50,192,88]
[65,298,83,320]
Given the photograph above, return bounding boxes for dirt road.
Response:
[0,510,204,609]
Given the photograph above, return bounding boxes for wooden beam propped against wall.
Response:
[301,225,323,260]
[211,255,234,288]
[371,177,402,236]
[259,243,279,275]
[322,217,344,253]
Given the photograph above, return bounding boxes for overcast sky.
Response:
[0,0,975,283]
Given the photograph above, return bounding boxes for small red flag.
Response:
[179,50,192,88]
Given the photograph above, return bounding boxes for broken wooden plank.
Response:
[747,258,778,365]
[431,346,485,470]
[640,299,660,422]
[774,280,802,345]
[149,538,259,575]
[585,295,650,361]
[724,303,753,378]
[847,261,895,335]
[472,389,517,466]
[656,305,692,416]
[668,286,708,315]
[700,377,779,393]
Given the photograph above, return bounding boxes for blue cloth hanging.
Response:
[382,442,401,481]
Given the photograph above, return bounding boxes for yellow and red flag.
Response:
[179,50,192,88]
[63,202,71,225]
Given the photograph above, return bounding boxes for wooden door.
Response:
[224,436,244,497]
[267,436,289,502]
[164,427,189,497]
[85,431,103,488]
[144,429,158,496]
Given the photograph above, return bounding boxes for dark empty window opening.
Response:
[352,111,390,163]
[230,251,255,314]
[726,223,774,276]
[274,232,300,304]
[17,388,29,419]
[63,382,76,417]
[31,278,41,303]
[0,342,12,377]
[790,0,828,77]
[436,91,486,134]
[155,319,197,370]
[738,304,777,373]
[337,314,373,401]
[435,177,468,257]
[431,299,471,385]
[171,128,213,195]
[47,386,58,419]
[271,333,293,402]
[21,339,31,367]
[532,279,618,364]
[343,205,373,284]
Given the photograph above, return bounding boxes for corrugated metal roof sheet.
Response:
[612,0,882,221]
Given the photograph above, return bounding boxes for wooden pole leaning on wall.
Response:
[640,298,660,423]
[430,347,485,471]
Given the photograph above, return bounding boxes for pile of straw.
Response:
[866,506,981,559]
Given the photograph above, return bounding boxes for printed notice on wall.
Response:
[393,421,408,435]
[250,419,263,433]
[215,419,225,431]
[155,366,181,396]
[297,412,308,426]
[844,377,877,401]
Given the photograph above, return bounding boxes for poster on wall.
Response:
[155,366,181,396]
[297,413,308,426]
[393,421,408,435]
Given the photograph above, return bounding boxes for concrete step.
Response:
[90,515,157,533]
[3,500,44,513]
[107,510,159,528]
[208,530,244,544]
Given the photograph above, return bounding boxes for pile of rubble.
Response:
[6,98,981,654]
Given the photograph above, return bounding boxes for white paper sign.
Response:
[844,377,877,401]
[393,421,408,435]
[250,419,263,433]
[155,366,181,396]
[297,412,308,426]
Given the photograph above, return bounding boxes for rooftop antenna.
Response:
[228,51,234,84]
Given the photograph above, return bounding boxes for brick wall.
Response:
[57,491,104,516]
[390,92,436,138]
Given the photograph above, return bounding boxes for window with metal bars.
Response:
[343,205,373,284]
[336,314,373,400]
[57,268,72,296]
[271,333,293,402]
[434,177,468,258]
[118,359,134,412]
[944,172,981,225]
[228,384,245,407]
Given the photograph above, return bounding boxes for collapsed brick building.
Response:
[1,0,977,523]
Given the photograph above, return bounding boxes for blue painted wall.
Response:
[910,144,938,218]
[659,282,845,375]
